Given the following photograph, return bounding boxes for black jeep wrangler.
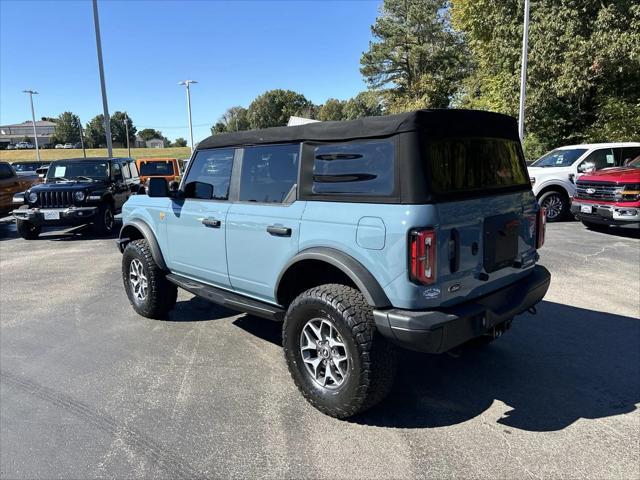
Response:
[12,157,140,239]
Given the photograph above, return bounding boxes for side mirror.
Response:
[168,180,180,192]
[184,181,213,200]
[147,177,169,197]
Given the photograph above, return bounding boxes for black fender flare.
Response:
[275,247,391,308]
[118,219,167,271]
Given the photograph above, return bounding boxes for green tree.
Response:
[110,111,136,148]
[52,111,81,144]
[343,91,384,119]
[138,128,164,141]
[361,0,469,111]
[84,114,106,148]
[247,89,313,129]
[318,98,346,121]
[211,122,227,135]
[450,0,640,155]
[173,137,187,147]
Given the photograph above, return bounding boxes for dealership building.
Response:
[0,120,56,148]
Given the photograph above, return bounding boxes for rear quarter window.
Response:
[312,140,394,196]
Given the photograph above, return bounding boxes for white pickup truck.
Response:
[528,143,640,221]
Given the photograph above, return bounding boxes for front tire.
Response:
[16,219,41,240]
[93,203,115,235]
[122,239,177,319]
[538,190,569,222]
[283,284,397,418]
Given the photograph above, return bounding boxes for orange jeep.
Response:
[136,158,180,184]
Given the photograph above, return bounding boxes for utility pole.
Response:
[79,117,87,158]
[518,0,531,143]
[178,80,197,153]
[124,112,131,157]
[22,90,40,161]
[92,0,113,157]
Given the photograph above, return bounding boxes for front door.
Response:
[226,144,304,303]
[165,148,235,288]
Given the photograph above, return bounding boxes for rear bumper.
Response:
[571,200,640,226]
[12,206,99,226]
[373,265,551,354]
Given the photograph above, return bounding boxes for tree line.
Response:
[47,111,187,148]
[210,0,639,159]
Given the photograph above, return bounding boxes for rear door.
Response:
[226,144,304,303]
[425,137,538,305]
[165,148,236,288]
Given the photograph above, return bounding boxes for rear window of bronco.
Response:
[427,138,529,196]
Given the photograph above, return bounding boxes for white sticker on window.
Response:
[53,166,66,177]
[606,154,614,164]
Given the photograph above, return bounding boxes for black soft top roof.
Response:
[196,109,519,150]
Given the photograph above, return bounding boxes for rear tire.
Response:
[93,203,115,235]
[538,190,569,222]
[16,219,41,240]
[283,284,397,419]
[122,239,177,319]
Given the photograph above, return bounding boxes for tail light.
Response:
[536,208,546,249]
[410,229,437,284]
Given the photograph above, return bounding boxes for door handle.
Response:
[267,225,291,237]
[202,217,221,228]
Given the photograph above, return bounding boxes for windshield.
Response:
[531,148,587,168]
[46,160,110,181]
[427,138,529,196]
[12,162,40,172]
[139,161,174,176]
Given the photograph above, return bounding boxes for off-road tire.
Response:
[122,239,177,319]
[283,284,397,419]
[538,190,569,222]
[93,203,115,235]
[16,219,41,240]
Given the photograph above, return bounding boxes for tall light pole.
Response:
[178,80,197,152]
[92,0,113,157]
[124,112,131,157]
[78,118,87,158]
[22,90,40,161]
[518,0,531,143]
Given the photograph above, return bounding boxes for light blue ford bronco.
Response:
[117,109,551,418]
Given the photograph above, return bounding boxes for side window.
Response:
[621,147,640,166]
[578,148,615,172]
[184,148,235,200]
[312,140,395,196]
[112,162,123,181]
[239,144,299,203]
[0,163,14,180]
[122,162,131,179]
[129,161,139,179]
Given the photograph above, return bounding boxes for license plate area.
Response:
[483,214,520,273]
[581,205,593,214]
[43,210,60,220]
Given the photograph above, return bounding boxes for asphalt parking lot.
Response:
[1,217,638,479]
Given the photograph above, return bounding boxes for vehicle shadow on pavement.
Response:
[354,300,640,431]
[0,220,120,241]
[168,296,239,323]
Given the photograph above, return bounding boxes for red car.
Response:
[571,156,640,229]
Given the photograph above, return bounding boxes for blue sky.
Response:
[1,0,380,142]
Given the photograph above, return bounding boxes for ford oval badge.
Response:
[448,283,461,293]
[586,188,596,194]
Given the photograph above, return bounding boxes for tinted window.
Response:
[239,144,299,203]
[621,147,640,166]
[47,160,110,180]
[0,163,13,180]
[185,149,234,200]
[578,148,615,172]
[140,161,174,176]
[428,138,529,195]
[531,148,587,168]
[312,141,394,196]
